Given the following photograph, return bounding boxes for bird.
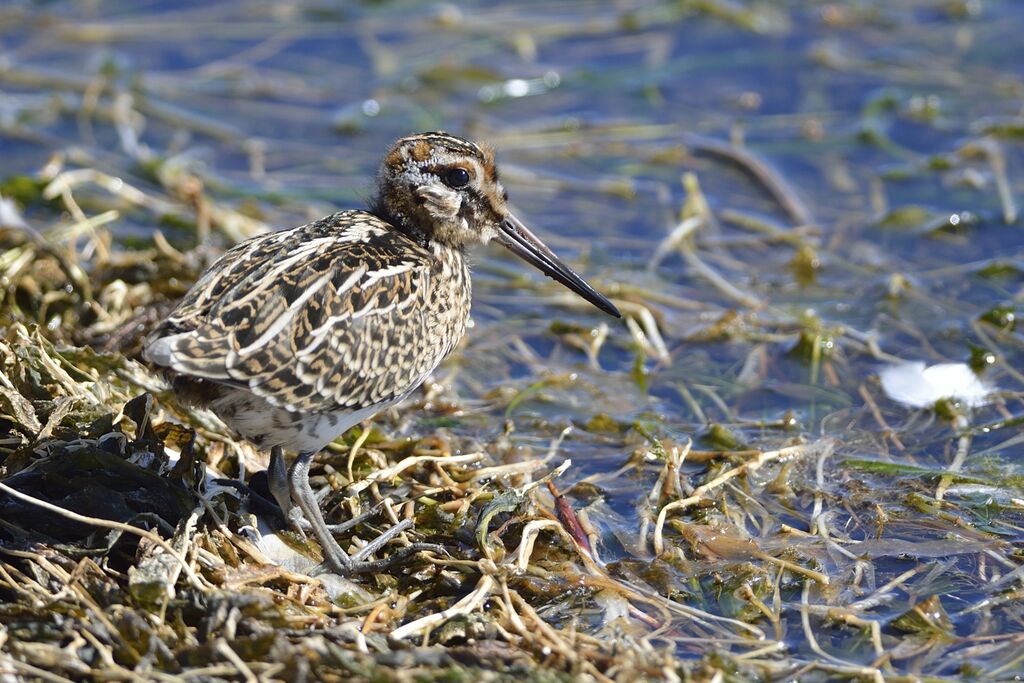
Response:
[144,131,620,575]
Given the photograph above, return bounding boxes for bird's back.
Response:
[145,210,471,449]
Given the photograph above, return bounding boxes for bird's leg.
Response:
[267,446,291,515]
[286,450,448,576]
[288,450,352,572]
[268,446,307,537]
[269,447,362,536]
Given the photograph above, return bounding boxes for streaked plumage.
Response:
[145,132,619,574]
[146,211,469,453]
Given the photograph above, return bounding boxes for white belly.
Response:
[210,388,397,454]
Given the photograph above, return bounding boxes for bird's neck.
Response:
[368,195,429,249]
[368,195,470,259]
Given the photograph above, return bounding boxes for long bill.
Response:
[496,213,621,318]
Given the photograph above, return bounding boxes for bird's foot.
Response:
[286,449,448,577]
[312,517,449,576]
[313,542,449,577]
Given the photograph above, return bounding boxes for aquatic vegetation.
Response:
[1,0,1023,680]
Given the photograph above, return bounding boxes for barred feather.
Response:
[145,209,471,420]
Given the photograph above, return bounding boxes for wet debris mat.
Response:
[2,0,1024,681]
[0,176,1023,682]
[0,320,780,681]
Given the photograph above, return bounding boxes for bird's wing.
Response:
[145,211,445,413]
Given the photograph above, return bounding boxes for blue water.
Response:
[3,0,1024,676]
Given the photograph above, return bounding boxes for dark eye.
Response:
[443,167,471,189]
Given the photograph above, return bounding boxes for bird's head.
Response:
[375,131,620,318]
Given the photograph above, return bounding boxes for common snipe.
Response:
[145,132,620,574]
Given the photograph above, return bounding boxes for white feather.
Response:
[879,361,994,409]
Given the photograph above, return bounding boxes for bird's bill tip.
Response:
[496,213,621,318]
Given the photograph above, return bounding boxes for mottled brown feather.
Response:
[146,210,471,416]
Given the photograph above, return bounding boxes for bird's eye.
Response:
[443,167,471,189]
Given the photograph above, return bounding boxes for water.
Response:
[2,0,1023,678]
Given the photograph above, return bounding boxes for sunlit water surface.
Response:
[2,0,1024,677]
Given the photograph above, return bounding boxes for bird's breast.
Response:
[425,245,472,362]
